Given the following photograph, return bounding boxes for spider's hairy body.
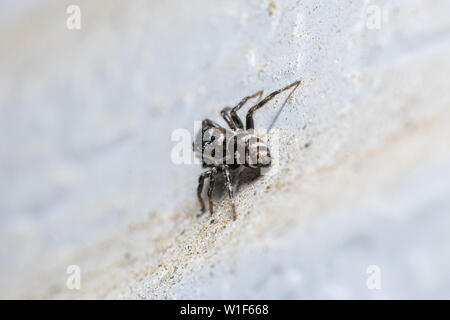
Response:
[194,128,271,170]
[194,80,301,220]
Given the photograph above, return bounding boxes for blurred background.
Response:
[1,0,450,299]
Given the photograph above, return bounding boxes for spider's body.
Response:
[194,80,300,220]
[194,128,271,170]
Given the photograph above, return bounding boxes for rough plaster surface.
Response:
[0,0,449,299]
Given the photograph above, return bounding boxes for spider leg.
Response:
[220,107,237,130]
[197,171,209,213]
[197,168,216,214]
[207,169,217,215]
[230,90,264,129]
[246,80,301,130]
[222,165,237,220]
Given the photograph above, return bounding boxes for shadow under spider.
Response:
[210,167,263,200]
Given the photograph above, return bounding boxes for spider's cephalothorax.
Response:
[194,80,301,220]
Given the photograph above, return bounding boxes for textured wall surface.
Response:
[1,0,450,299]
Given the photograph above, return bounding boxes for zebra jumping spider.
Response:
[193,80,301,220]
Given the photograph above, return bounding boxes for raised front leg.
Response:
[230,90,264,129]
[246,80,301,130]
[220,107,237,130]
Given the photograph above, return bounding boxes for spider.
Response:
[193,80,301,220]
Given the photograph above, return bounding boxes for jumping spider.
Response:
[193,80,301,220]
